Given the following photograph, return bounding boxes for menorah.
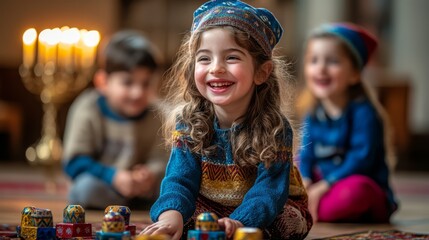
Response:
[19,27,100,168]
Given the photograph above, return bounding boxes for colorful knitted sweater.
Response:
[150,119,307,227]
[62,89,169,186]
[298,98,397,211]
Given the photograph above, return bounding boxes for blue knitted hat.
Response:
[192,0,283,57]
[312,23,378,69]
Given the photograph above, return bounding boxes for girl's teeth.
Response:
[211,82,231,87]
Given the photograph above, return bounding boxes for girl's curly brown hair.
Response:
[160,26,296,168]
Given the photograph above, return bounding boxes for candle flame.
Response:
[39,29,50,43]
[60,27,81,45]
[23,27,101,69]
[46,28,61,46]
[23,28,37,45]
[82,30,100,47]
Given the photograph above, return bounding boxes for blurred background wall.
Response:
[0,0,428,170]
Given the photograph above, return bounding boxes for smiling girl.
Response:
[298,23,398,223]
[140,1,312,239]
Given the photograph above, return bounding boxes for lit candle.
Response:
[69,28,81,70]
[45,28,61,66]
[58,26,70,69]
[59,27,80,70]
[81,30,100,68]
[38,29,50,65]
[22,28,37,67]
[74,29,87,70]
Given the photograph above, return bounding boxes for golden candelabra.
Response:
[19,27,100,168]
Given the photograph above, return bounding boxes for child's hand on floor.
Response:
[218,217,244,239]
[140,210,183,240]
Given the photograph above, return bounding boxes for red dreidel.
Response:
[56,204,92,239]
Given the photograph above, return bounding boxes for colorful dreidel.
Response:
[135,234,171,240]
[20,206,36,228]
[102,211,125,233]
[31,207,54,227]
[96,211,131,240]
[104,205,130,225]
[104,205,136,236]
[195,212,220,231]
[17,206,56,240]
[233,227,263,240]
[56,204,92,239]
[63,204,85,223]
[17,206,36,238]
[187,212,226,240]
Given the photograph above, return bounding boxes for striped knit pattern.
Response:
[172,130,307,207]
[200,161,257,206]
[166,119,310,235]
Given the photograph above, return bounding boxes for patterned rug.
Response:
[2,226,429,240]
[0,181,68,196]
[0,222,150,240]
[315,230,429,240]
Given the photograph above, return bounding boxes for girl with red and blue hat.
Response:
[298,22,398,223]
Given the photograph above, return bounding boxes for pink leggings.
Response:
[318,175,390,223]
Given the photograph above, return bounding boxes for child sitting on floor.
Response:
[141,1,312,239]
[62,30,169,210]
[298,22,398,223]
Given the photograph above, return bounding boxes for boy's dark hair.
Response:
[103,30,158,74]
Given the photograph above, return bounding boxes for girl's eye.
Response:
[197,56,210,62]
[308,56,317,64]
[227,55,240,61]
[327,58,339,64]
[226,55,241,62]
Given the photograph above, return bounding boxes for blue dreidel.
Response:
[187,212,226,240]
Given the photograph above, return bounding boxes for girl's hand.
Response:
[140,210,183,240]
[306,180,330,223]
[218,217,244,239]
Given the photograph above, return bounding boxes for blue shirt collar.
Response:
[213,117,242,134]
[97,95,148,122]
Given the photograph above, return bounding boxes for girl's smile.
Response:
[207,79,235,93]
[313,76,332,88]
[194,28,257,124]
[304,37,360,104]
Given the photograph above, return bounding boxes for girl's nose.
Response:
[315,61,327,72]
[209,60,226,74]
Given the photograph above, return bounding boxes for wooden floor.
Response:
[0,162,429,239]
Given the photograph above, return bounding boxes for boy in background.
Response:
[62,30,168,209]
